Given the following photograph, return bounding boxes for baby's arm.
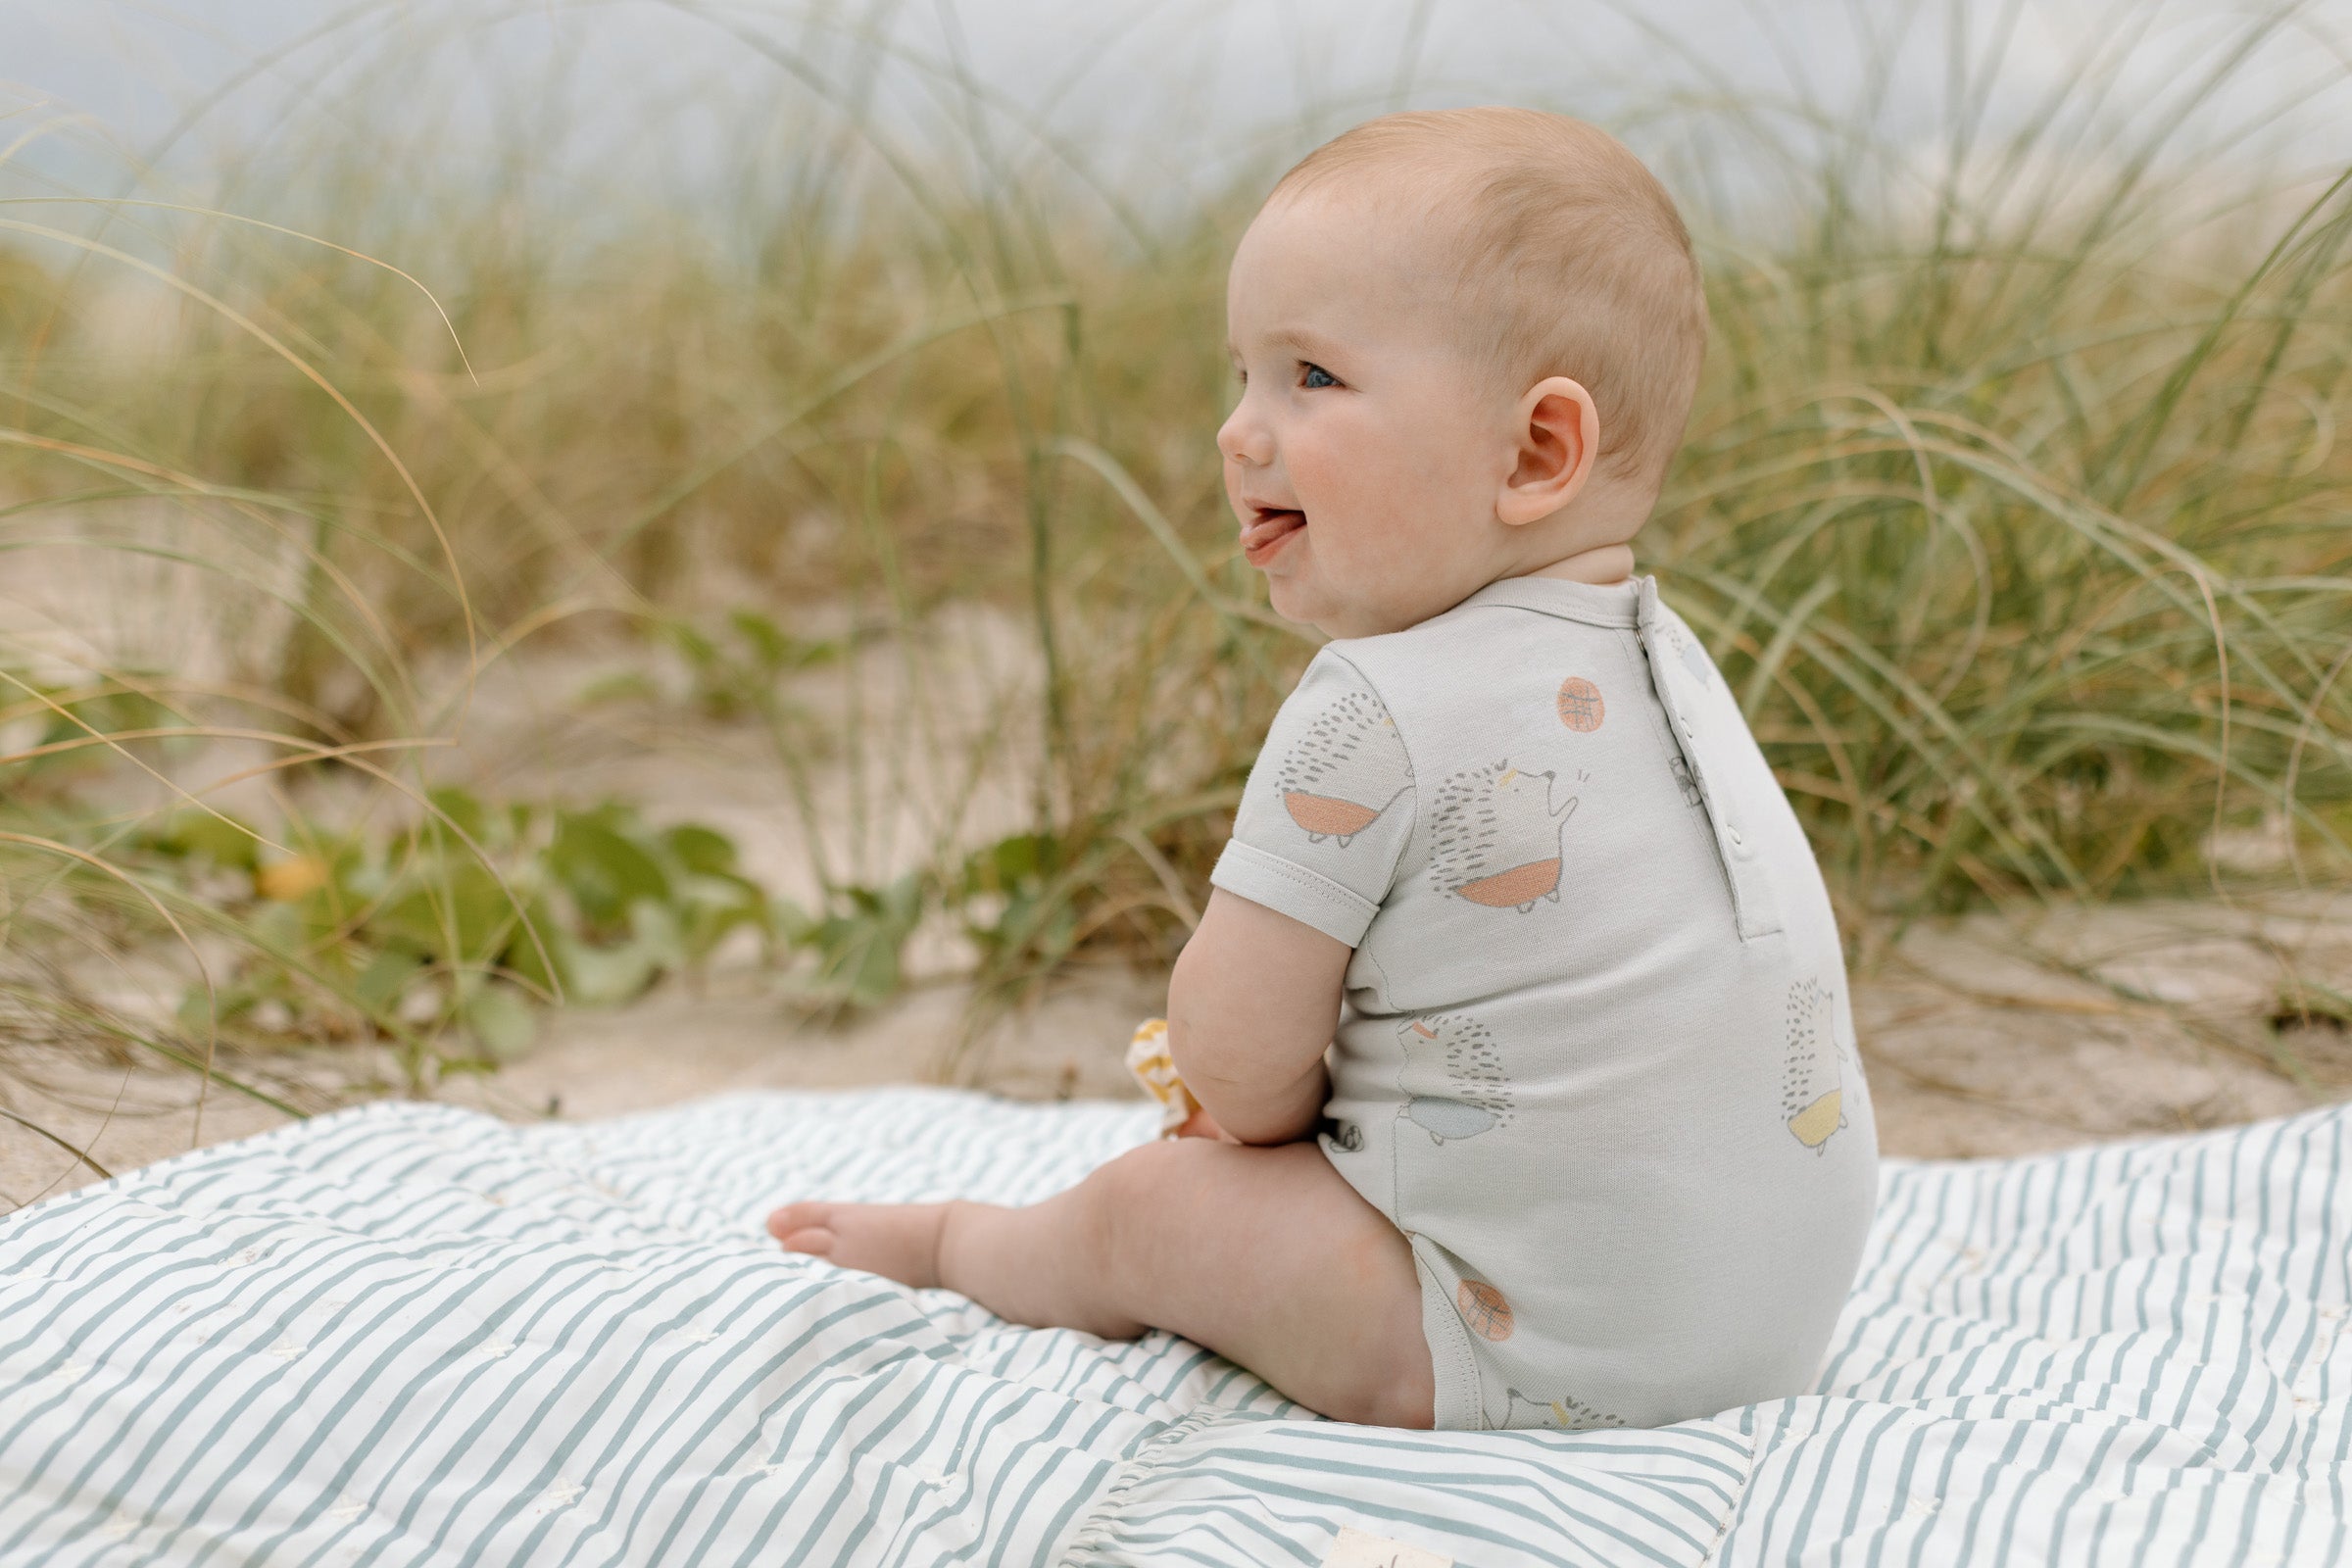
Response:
[1165,887,1349,1146]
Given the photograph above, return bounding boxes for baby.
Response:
[766,107,1879,1433]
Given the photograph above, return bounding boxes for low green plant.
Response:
[663,610,851,722]
[778,869,930,1016]
[125,791,776,1078]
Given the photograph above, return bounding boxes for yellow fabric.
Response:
[1123,1017,1200,1138]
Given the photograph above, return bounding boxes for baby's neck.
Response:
[1520,542,1635,587]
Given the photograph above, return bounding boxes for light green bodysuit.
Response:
[1208,573,1879,1432]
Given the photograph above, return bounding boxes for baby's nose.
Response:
[1216,404,1274,466]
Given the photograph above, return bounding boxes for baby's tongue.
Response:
[1242,511,1303,549]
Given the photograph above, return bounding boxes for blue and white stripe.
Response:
[2,1088,2345,1565]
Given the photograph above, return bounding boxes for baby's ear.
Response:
[1498,376,1599,526]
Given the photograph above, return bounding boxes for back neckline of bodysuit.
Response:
[1459,572,1644,628]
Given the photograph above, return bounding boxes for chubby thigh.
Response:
[1097,1135,1435,1429]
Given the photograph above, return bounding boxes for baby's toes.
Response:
[767,1201,837,1251]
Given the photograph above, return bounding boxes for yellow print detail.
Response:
[1782,978,1850,1152]
[1499,1386,1626,1431]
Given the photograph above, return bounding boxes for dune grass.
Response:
[1,1,2348,1189]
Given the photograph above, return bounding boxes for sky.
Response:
[3,0,2347,241]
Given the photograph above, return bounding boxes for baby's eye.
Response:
[1301,364,1339,389]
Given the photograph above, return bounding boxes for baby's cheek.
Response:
[1334,471,1432,575]
[1291,447,1378,550]
[1306,433,1430,586]
[1283,439,1343,512]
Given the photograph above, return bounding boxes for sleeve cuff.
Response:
[1207,840,1380,947]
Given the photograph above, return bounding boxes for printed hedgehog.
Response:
[1499,1387,1626,1431]
[1668,622,1714,687]
[1275,686,1412,847]
[1781,976,1848,1152]
[1396,1013,1514,1144]
[1427,760,1578,911]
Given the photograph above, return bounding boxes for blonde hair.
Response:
[1270,107,1708,487]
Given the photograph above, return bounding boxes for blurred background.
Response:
[4,0,2351,1204]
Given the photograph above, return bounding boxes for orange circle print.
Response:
[1555,676,1604,732]
[1457,1279,1515,1341]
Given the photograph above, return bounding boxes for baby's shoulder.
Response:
[1319,588,1624,703]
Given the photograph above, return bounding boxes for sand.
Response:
[5,580,2347,1211]
[7,890,2349,1214]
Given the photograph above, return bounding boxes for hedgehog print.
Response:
[1427,760,1579,911]
[1675,627,1713,687]
[1275,686,1412,847]
[1395,1014,1515,1145]
[1669,752,1702,808]
[1782,976,1849,1152]
[1499,1387,1627,1431]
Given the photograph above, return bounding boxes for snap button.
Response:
[1725,826,1746,850]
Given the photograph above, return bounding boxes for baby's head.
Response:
[1219,107,1707,639]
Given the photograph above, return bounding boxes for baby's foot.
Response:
[766,1200,951,1290]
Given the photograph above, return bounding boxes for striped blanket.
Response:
[0,1089,2343,1566]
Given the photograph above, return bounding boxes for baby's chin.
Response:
[1266,575,1397,640]
[1263,570,1340,633]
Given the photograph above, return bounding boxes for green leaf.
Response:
[141,809,264,871]
[178,983,255,1033]
[499,896,567,995]
[355,948,424,1015]
[725,609,840,672]
[426,786,489,847]
[956,831,1054,900]
[249,899,305,954]
[672,883,762,963]
[841,929,901,1006]
[373,862,521,963]
[573,669,662,707]
[460,982,537,1062]
[771,896,814,946]
[629,899,686,970]
[727,608,792,668]
[559,937,658,1007]
[661,619,719,668]
[662,822,740,876]
[550,812,671,925]
[795,871,930,1010]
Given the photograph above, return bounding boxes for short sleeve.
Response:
[1208,650,1416,946]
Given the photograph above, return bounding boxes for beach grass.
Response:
[1,0,2348,1184]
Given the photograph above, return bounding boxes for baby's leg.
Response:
[766,1137,1435,1428]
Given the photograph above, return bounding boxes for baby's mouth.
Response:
[1241,507,1305,564]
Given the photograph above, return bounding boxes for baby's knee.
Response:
[1082,1137,1220,1283]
